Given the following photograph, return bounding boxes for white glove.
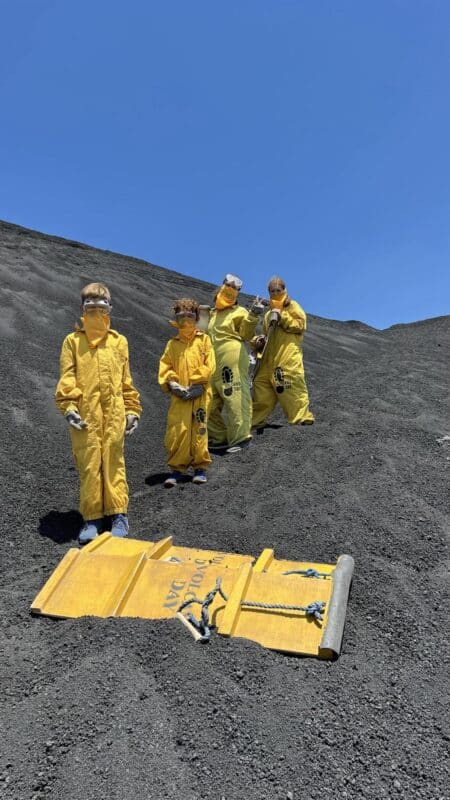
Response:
[65,411,88,430]
[250,296,266,315]
[185,384,204,400]
[169,381,188,399]
[125,414,139,436]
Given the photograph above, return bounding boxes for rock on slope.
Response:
[0,220,449,800]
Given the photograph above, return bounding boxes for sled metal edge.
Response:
[319,554,354,659]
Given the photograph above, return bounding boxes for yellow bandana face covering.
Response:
[215,284,239,310]
[269,290,287,310]
[82,310,111,349]
[170,319,197,342]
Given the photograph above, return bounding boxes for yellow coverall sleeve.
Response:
[235,309,260,341]
[278,302,307,334]
[55,335,83,416]
[158,341,179,394]
[189,335,216,384]
[121,339,142,417]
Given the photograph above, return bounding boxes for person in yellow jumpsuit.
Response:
[159,298,216,486]
[252,276,314,428]
[207,274,263,452]
[55,282,142,544]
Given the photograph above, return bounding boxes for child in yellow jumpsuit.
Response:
[159,298,215,486]
[252,276,314,428]
[55,282,142,544]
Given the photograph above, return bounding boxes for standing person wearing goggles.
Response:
[252,276,315,429]
[158,298,215,486]
[207,274,263,453]
[55,282,142,543]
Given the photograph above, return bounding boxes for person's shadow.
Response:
[255,423,284,436]
[144,472,192,486]
[39,510,82,544]
[207,447,230,457]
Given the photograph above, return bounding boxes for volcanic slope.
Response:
[0,219,449,800]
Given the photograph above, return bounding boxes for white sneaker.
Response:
[226,439,251,454]
[192,469,207,484]
[164,471,182,487]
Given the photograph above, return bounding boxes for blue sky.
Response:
[1,0,449,328]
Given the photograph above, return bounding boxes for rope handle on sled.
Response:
[176,577,326,643]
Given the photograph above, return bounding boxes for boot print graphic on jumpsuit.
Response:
[221,366,234,397]
[252,289,314,429]
[274,366,285,394]
[208,297,259,449]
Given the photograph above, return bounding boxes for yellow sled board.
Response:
[30,534,337,621]
[31,549,353,657]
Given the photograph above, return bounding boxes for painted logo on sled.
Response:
[162,555,227,609]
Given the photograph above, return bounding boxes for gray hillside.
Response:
[0,219,448,800]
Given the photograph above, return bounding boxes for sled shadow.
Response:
[39,509,83,543]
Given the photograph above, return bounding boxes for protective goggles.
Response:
[268,285,285,295]
[83,297,112,313]
[174,310,196,321]
[223,273,243,290]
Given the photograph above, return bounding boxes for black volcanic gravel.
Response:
[0,220,449,800]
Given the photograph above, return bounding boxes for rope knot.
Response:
[305,601,326,621]
[283,568,328,579]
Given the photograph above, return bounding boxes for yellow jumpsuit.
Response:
[208,306,259,447]
[252,300,314,427]
[55,328,142,520]
[158,331,215,471]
